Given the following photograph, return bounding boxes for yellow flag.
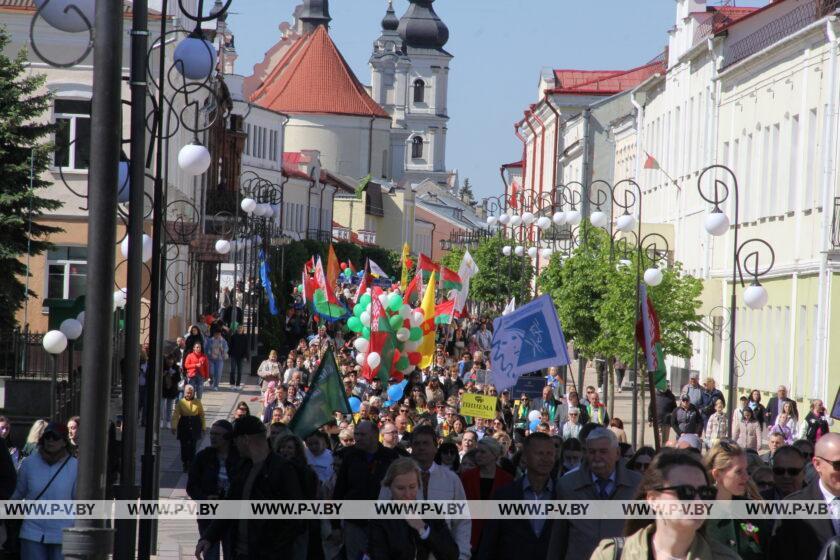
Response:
[400,243,410,291]
[418,271,436,369]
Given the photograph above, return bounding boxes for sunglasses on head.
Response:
[772,466,803,477]
[816,456,840,471]
[654,485,717,501]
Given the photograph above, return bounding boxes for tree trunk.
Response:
[607,363,615,419]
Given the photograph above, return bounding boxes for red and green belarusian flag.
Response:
[362,287,397,383]
[635,283,667,390]
[354,259,371,305]
[403,271,421,306]
[440,267,462,292]
[434,299,456,326]
[417,253,439,281]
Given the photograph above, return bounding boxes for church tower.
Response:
[371,0,451,186]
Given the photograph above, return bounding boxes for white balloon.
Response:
[42,330,68,354]
[565,210,582,225]
[178,142,212,176]
[590,210,609,229]
[644,267,664,287]
[399,304,412,319]
[113,289,127,309]
[616,214,637,233]
[240,198,257,214]
[704,212,730,236]
[404,340,420,352]
[552,211,566,226]
[215,239,231,255]
[360,311,371,327]
[502,245,512,256]
[120,234,153,263]
[514,246,525,257]
[744,284,769,309]
[367,352,381,369]
[34,0,95,33]
[59,318,83,340]
[527,247,538,258]
[353,337,369,354]
[412,310,425,326]
[499,213,511,225]
[522,212,536,225]
[396,327,410,342]
[356,352,367,366]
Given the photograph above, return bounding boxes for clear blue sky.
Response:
[229,1,768,199]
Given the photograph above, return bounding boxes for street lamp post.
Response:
[42,330,68,420]
[697,165,774,437]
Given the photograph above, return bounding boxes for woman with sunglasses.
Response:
[434,441,460,472]
[625,446,656,473]
[592,450,739,560]
[704,441,770,559]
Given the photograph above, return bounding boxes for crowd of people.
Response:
[0,284,839,559]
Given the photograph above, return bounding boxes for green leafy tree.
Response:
[459,178,474,204]
[439,246,464,272]
[0,29,61,330]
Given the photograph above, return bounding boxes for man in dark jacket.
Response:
[770,433,840,559]
[476,433,556,560]
[700,377,725,425]
[195,415,304,560]
[228,327,248,388]
[649,386,677,444]
[765,385,794,427]
[671,394,702,437]
[330,420,399,560]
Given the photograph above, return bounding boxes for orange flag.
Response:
[326,244,340,289]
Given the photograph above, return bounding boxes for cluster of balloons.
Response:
[343,290,428,381]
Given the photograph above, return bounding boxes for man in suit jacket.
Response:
[548,427,642,560]
[766,385,794,427]
[771,433,840,559]
[475,433,557,560]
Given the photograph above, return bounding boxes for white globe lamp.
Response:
[120,234,153,263]
[540,248,553,259]
[565,210,582,225]
[215,239,232,255]
[487,216,497,227]
[173,35,217,81]
[590,210,609,229]
[704,211,730,236]
[522,212,535,225]
[502,245,512,256]
[616,214,637,233]
[514,246,525,257]
[113,289,128,309]
[509,214,522,227]
[42,330,68,354]
[240,198,257,214]
[536,216,552,230]
[499,213,511,225]
[527,247,538,258]
[552,211,566,226]
[117,161,131,204]
[59,318,83,341]
[178,142,212,176]
[644,267,664,287]
[743,284,769,309]
[34,0,95,33]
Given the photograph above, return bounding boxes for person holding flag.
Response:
[417,271,437,370]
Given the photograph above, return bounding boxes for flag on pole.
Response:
[400,243,410,291]
[289,348,351,438]
[355,174,371,199]
[326,244,340,290]
[368,259,388,278]
[453,250,478,318]
[644,152,680,191]
[312,256,348,322]
[440,267,462,292]
[418,271,437,369]
[434,299,456,325]
[502,297,516,316]
[509,180,520,209]
[417,253,439,281]
[636,283,668,390]
[258,250,279,316]
[402,272,421,306]
[354,260,371,305]
[302,269,314,307]
[362,288,397,383]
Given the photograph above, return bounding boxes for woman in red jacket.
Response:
[460,436,513,553]
[183,343,209,399]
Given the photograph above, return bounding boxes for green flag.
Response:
[355,174,372,199]
[289,349,351,438]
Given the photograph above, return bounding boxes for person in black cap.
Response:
[195,415,305,559]
[671,393,702,438]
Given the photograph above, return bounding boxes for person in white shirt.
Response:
[380,425,471,560]
[304,431,333,486]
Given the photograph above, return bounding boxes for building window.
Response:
[413,79,425,103]
[54,99,91,170]
[411,136,423,159]
[47,246,88,300]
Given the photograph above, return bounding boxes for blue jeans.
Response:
[21,540,63,560]
[209,359,224,389]
[188,375,204,400]
[160,397,175,424]
[229,357,244,386]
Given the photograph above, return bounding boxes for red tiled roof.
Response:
[704,5,762,33]
[251,26,389,119]
[547,60,665,96]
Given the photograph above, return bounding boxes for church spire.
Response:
[381,0,399,32]
[300,0,331,33]
[398,0,449,51]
